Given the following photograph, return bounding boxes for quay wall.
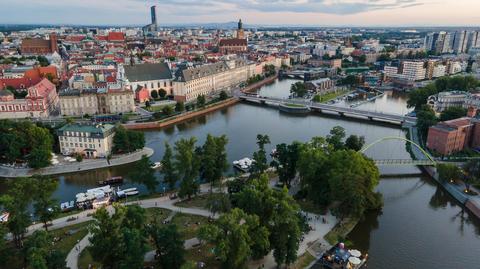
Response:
[123,98,239,130]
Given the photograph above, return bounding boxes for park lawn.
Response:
[78,249,100,269]
[50,221,92,254]
[323,217,359,246]
[284,103,306,108]
[171,213,209,240]
[145,207,172,223]
[0,221,92,269]
[291,252,316,269]
[146,104,173,112]
[174,193,225,209]
[185,243,221,269]
[314,89,351,103]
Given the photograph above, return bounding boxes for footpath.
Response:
[0,147,154,178]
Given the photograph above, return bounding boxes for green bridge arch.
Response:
[360,136,436,165]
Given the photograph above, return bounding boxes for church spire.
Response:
[238,19,243,30]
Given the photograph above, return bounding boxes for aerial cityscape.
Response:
[1,1,480,269]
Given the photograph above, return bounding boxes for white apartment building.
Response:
[173,59,255,102]
[119,63,173,96]
[401,61,426,81]
[57,123,115,158]
[59,88,135,116]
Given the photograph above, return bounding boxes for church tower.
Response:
[236,19,245,39]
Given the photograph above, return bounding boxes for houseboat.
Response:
[98,176,123,186]
[233,158,254,172]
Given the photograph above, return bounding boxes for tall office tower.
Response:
[453,30,469,54]
[150,6,157,31]
[424,33,435,51]
[467,31,480,51]
[433,32,446,54]
[442,32,453,53]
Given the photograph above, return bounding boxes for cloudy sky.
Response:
[1,0,480,26]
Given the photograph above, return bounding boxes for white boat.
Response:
[151,162,162,169]
[0,212,9,223]
[122,187,137,193]
[125,190,139,196]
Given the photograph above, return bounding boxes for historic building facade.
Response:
[57,123,115,158]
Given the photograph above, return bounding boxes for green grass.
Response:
[78,249,99,269]
[146,104,173,112]
[324,217,360,246]
[145,207,172,223]
[313,89,351,103]
[185,243,221,269]
[292,252,316,269]
[174,193,225,209]
[171,213,209,240]
[284,103,306,108]
[0,221,92,269]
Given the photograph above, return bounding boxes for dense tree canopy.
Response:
[416,105,438,140]
[149,223,186,269]
[112,125,145,154]
[271,142,301,187]
[0,120,53,168]
[439,106,467,122]
[174,137,201,199]
[290,82,308,98]
[129,155,158,193]
[199,134,229,191]
[161,142,177,190]
[249,134,271,178]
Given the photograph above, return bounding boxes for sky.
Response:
[1,0,480,27]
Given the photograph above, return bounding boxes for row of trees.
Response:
[437,159,480,192]
[150,88,167,100]
[0,120,54,169]
[290,81,308,98]
[129,134,229,197]
[0,176,66,268]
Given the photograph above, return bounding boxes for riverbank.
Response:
[242,74,279,93]
[408,125,480,219]
[0,147,154,178]
[123,98,239,130]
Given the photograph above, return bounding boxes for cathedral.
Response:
[218,19,248,54]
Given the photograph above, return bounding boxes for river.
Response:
[1,79,479,269]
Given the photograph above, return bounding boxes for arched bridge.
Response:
[360,136,437,166]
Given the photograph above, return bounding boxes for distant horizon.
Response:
[1,0,480,28]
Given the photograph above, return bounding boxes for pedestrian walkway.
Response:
[0,147,154,178]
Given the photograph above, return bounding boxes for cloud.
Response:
[152,0,424,15]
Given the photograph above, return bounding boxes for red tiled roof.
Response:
[108,32,125,42]
[219,39,247,46]
[28,78,55,98]
[65,35,86,42]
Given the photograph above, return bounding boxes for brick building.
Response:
[21,33,58,55]
[427,108,480,155]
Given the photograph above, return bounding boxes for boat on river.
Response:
[319,243,367,269]
[151,162,162,169]
[233,158,254,172]
[98,176,123,186]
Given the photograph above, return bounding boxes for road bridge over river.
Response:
[239,94,417,126]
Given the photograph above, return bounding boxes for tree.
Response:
[358,54,367,64]
[174,137,200,199]
[439,106,467,121]
[175,101,185,112]
[263,64,276,77]
[219,90,228,100]
[113,125,145,154]
[88,205,147,269]
[198,208,269,269]
[463,159,480,192]
[36,56,49,67]
[199,134,229,191]
[129,155,158,193]
[0,178,34,247]
[249,134,271,177]
[437,163,462,182]
[206,193,231,217]
[326,126,346,150]
[271,142,301,187]
[416,105,438,140]
[24,230,67,269]
[0,225,7,266]
[148,223,185,269]
[150,89,159,99]
[327,150,382,218]
[158,89,167,99]
[161,142,177,190]
[32,176,59,231]
[162,105,174,116]
[339,75,358,87]
[345,135,366,151]
[290,82,307,98]
[197,95,206,107]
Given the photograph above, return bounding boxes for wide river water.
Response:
[1,79,479,268]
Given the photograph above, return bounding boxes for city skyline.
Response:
[1,0,480,27]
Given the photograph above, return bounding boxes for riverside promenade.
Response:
[0,147,154,178]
